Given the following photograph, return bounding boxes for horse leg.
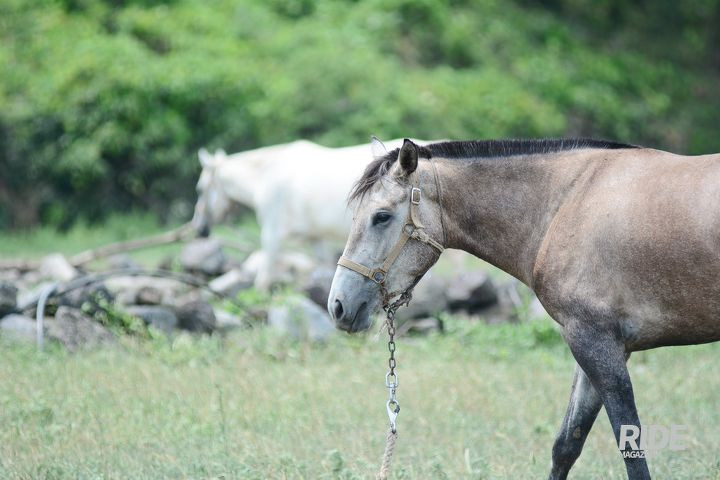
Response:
[255,223,282,290]
[548,363,603,480]
[563,319,651,479]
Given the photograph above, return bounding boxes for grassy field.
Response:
[1,318,719,480]
[1,215,719,479]
[0,212,259,268]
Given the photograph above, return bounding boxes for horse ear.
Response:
[398,138,418,176]
[214,149,228,162]
[371,136,388,159]
[198,148,213,168]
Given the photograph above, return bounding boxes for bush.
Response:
[0,0,718,229]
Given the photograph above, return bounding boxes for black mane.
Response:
[349,138,638,203]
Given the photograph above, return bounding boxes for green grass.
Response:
[0,212,259,268]
[1,317,718,479]
[1,215,718,478]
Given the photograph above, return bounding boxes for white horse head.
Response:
[191,148,232,237]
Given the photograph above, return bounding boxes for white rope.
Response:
[377,429,397,480]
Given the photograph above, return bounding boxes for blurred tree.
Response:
[0,0,717,229]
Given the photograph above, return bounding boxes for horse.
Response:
[327,137,720,479]
[191,138,425,289]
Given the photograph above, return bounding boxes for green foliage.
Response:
[86,294,152,338]
[1,0,718,229]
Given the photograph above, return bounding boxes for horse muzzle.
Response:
[327,269,379,333]
[330,298,372,333]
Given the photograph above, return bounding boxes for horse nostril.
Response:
[333,299,344,322]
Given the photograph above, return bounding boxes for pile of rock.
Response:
[0,238,548,351]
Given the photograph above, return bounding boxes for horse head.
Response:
[192,148,232,237]
[327,138,445,332]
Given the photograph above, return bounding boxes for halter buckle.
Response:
[370,269,387,284]
[410,187,421,205]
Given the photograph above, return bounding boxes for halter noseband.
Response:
[337,161,444,303]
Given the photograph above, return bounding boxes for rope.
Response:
[377,429,398,480]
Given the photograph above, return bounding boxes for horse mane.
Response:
[349,138,638,203]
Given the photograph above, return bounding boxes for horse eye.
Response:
[372,211,392,226]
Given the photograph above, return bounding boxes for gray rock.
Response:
[396,316,443,336]
[0,314,36,342]
[446,271,498,313]
[302,266,336,309]
[136,286,163,306]
[105,277,182,306]
[40,253,77,282]
[396,272,448,321]
[214,310,244,333]
[107,254,140,270]
[268,295,335,342]
[174,299,217,333]
[45,307,115,351]
[16,281,57,311]
[0,281,18,317]
[209,269,253,297]
[0,269,21,283]
[179,238,227,275]
[124,305,178,335]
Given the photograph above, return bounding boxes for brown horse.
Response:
[327,137,720,479]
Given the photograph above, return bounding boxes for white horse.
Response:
[192,138,422,289]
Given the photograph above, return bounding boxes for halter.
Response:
[337,160,445,304]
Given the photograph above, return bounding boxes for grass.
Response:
[0,212,259,268]
[1,214,719,479]
[1,317,719,479]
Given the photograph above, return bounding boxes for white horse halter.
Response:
[337,159,445,300]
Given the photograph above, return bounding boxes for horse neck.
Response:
[435,151,596,286]
[216,155,266,206]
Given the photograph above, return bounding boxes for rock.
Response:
[59,283,114,314]
[40,253,77,282]
[397,316,443,336]
[396,272,448,321]
[209,269,253,297]
[174,299,217,333]
[268,295,335,342]
[157,255,176,271]
[215,310,244,333]
[0,314,36,342]
[105,277,181,306]
[277,252,316,280]
[446,271,498,313]
[0,281,18,317]
[179,238,227,275]
[16,281,56,311]
[124,306,178,334]
[136,286,164,305]
[108,254,140,270]
[45,307,115,351]
[302,266,336,309]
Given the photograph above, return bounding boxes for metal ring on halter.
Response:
[370,269,387,284]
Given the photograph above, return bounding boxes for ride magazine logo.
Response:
[619,425,689,458]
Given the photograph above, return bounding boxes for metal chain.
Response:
[376,288,412,479]
[381,288,412,433]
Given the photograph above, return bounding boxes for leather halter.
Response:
[337,162,444,293]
